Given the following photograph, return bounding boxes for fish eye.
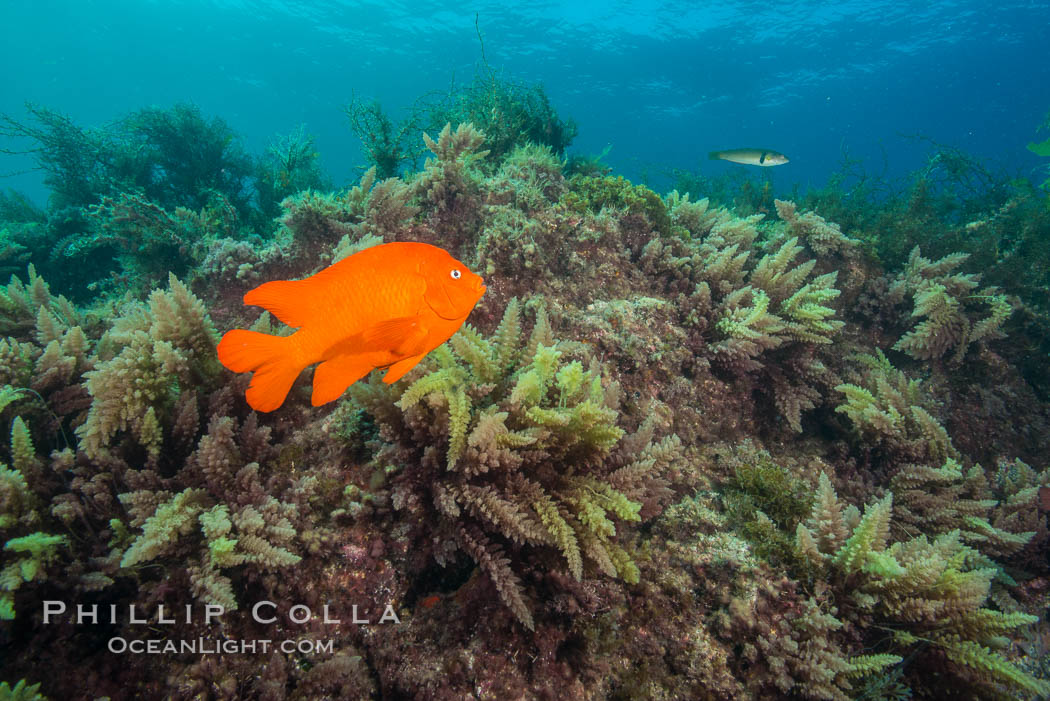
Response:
[450,269,462,280]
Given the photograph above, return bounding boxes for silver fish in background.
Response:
[709,148,790,166]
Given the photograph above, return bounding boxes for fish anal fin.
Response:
[382,353,426,384]
[243,279,315,328]
[312,355,376,406]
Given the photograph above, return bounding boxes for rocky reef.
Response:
[0,106,1048,700]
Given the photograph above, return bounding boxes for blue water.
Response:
[2,0,1049,203]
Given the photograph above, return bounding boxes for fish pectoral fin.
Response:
[311,355,376,406]
[359,316,429,355]
[382,353,427,384]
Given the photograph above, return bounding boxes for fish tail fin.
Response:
[708,151,721,160]
[217,329,303,412]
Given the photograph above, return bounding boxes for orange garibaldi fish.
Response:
[217,242,486,412]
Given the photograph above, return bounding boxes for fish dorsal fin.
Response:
[243,279,316,329]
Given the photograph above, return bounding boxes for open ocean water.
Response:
[3,0,1049,197]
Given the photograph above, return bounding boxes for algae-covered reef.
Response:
[0,101,1049,700]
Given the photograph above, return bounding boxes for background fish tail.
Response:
[217,329,303,412]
